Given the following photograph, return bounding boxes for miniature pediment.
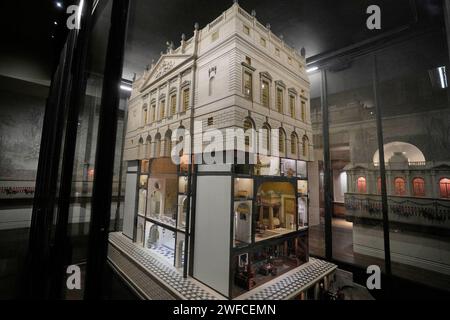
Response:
[140,54,193,91]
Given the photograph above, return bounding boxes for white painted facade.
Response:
[124,3,312,163]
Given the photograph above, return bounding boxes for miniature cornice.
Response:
[169,87,177,94]
[180,80,191,88]
[288,87,298,95]
[275,80,286,88]
[241,62,256,72]
[260,71,273,81]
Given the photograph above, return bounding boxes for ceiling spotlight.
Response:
[56,2,63,8]
[54,21,58,25]
[306,66,318,73]
[120,85,133,92]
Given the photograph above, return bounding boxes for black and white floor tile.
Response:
[109,232,221,300]
[109,232,336,301]
[243,258,337,300]
[146,243,175,263]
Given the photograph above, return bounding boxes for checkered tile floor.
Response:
[239,258,337,300]
[146,244,175,264]
[109,232,336,300]
[109,232,222,300]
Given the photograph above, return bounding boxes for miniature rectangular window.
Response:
[243,71,253,99]
[276,88,283,113]
[207,117,214,126]
[260,37,266,47]
[289,95,295,117]
[261,80,270,108]
[275,48,280,56]
[143,107,148,125]
[170,95,177,115]
[243,25,250,35]
[211,30,219,42]
[151,104,156,122]
[301,100,306,121]
[245,56,251,65]
[160,100,165,119]
[182,88,189,111]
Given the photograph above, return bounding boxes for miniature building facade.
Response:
[122,3,313,298]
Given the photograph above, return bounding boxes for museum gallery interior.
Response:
[0,0,450,300]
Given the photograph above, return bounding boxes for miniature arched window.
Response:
[155,133,162,158]
[291,132,298,156]
[412,177,425,197]
[302,135,309,158]
[261,123,271,153]
[394,177,407,196]
[243,118,253,147]
[151,103,156,122]
[357,177,367,194]
[439,178,450,199]
[279,128,286,153]
[164,130,172,157]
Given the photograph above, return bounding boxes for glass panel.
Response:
[325,55,385,270]
[144,221,175,266]
[64,1,115,299]
[309,71,325,257]
[377,27,450,290]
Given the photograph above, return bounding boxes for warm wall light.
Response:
[306,66,318,73]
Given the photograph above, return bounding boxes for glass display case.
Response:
[281,158,296,177]
[255,182,297,242]
[234,201,252,247]
[297,180,308,196]
[144,221,176,266]
[296,160,307,179]
[298,197,308,229]
[254,156,280,176]
[231,234,308,298]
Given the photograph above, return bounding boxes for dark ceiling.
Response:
[0,0,446,83]
[123,0,445,80]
